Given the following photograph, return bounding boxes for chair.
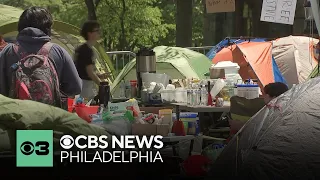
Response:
[229,96,265,138]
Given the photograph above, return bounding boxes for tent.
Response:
[212,41,287,90]
[208,77,320,179]
[272,36,319,87]
[0,4,116,81]
[111,46,212,96]
[206,37,266,60]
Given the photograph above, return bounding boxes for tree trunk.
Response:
[118,0,127,50]
[85,0,97,20]
[176,0,193,47]
[203,0,215,45]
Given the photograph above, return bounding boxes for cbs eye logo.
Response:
[60,135,74,149]
[20,141,50,156]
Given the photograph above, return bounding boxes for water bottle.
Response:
[187,89,192,105]
[119,80,126,98]
[200,85,208,106]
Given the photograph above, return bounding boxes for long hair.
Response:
[0,35,8,51]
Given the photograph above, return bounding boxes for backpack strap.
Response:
[37,42,54,57]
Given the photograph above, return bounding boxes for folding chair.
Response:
[228,96,265,139]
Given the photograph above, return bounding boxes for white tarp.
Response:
[310,0,320,35]
[272,36,319,88]
[260,0,297,25]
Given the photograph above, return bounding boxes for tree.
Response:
[176,0,193,47]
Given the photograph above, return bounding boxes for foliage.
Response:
[0,0,204,51]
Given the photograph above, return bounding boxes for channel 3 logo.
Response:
[20,141,49,156]
[16,130,53,167]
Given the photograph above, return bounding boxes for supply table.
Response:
[172,103,230,136]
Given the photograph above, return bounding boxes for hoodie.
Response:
[0,27,82,97]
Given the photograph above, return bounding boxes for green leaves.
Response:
[0,0,205,51]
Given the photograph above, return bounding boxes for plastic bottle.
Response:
[119,80,126,98]
[200,85,208,106]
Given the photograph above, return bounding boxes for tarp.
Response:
[0,4,115,81]
[209,77,320,179]
[272,36,319,88]
[212,41,287,91]
[111,46,212,96]
[206,38,266,60]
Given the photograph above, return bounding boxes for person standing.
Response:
[0,7,82,107]
[75,20,109,100]
[0,34,8,52]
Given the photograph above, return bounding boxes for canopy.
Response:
[209,77,320,179]
[272,36,318,87]
[111,46,212,96]
[0,4,115,81]
[212,41,286,90]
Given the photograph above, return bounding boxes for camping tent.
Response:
[0,4,116,81]
[272,36,319,87]
[212,41,287,90]
[206,37,266,60]
[208,77,320,179]
[111,46,212,96]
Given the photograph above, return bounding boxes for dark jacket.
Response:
[0,27,82,96]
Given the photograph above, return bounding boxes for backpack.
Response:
[9,42,62,108]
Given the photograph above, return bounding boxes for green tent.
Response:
[111,46,212,96]
[309,65,320,79]
[0,4,116,81]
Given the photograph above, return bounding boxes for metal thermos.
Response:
[98,81,110,108]
[136,47,156,98]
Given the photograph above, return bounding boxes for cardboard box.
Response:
[132,124,169,136]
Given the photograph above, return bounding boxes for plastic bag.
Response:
[91,111,133,135]
[210,78,226,98]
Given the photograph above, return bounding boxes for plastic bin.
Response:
[75,105,99,123]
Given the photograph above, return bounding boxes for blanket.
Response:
[0,95,110,153]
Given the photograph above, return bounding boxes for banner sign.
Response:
[206,0,235,13]
[260,0,297,25]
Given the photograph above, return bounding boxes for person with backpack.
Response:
[0,7,82,108]
[0,34,8,52]
[74,20,110,101]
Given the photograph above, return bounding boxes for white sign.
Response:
[260,0,297,25]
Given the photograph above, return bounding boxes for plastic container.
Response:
[75,105,99,123]
[130,80,137,98]
[141,73,170,88]
[174,89,187,103]
[237,84,260,99]
[160,89,174,103]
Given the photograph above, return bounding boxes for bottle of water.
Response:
[119,80,126,98]
[187,89,192,105]
[200,85,208,106]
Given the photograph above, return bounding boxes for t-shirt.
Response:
[74,43,95,80]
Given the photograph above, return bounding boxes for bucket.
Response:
[75,105,99,123]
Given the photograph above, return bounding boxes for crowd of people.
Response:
[0,6,109,109]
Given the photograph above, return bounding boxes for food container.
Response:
[160,89,174,103]
[237,84,260,99]
[174,89,187,103]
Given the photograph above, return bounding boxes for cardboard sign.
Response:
[206,0,235,13]
[260,0,297,25]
